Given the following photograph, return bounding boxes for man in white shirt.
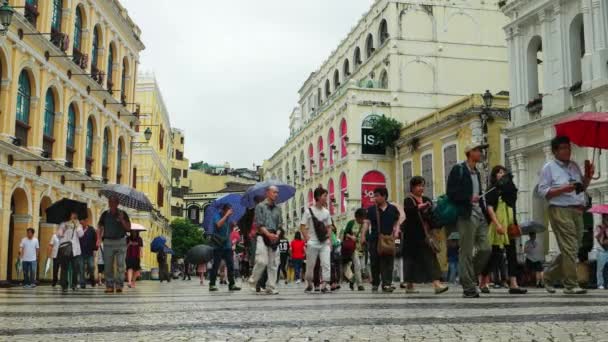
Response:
[300,187,332,293]
[19,228,39,288]
[47,233,60,287]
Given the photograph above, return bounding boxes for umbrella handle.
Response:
[592,149,602,180]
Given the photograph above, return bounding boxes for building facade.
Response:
[263,0,510,231]
[501,0,608,256]
[170,128,190,220]
[0,0,144,282]
[132,73,172,271]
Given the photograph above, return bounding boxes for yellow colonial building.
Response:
[170,128,190,220]
[0,0,144,283]
[132,73,172,271]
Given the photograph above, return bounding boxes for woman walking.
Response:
[402,176,448,294]
[290,232,306,283]
[56,212,84,293]
[277,228,290,285]
[480,165,527,295]
[126,231,143,288]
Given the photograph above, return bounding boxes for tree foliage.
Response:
[170,218,207,258]
[370,115,403,148]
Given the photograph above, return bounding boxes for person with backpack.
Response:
[300,187,332,293]
[341,208,366,291]
[446,143,492,298]
[537,136,594,295]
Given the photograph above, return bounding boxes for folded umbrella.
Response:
[184,244,214,265]
[520,221,546,235]
[588,204,608,215]
[151,236,167,253]
[99,184,153,212]
[45,198,88,224]
[203,194,246,233]
[44,258,52,277]
[241,180,296,209]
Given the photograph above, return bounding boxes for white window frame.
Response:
[441,141,458,192]
[420,151,434,199]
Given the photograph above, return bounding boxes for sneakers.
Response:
[104,287,114,294]
[508,287,528,295]
[598,286,605,290]
[320,285,330,294]
[371,286,379,293]
[463,290,480,298]
[544,284,557,294]
[247,279,257,292]
[304,286,313,293]
[209,286,219,292]
[382,286,394,293]
[564,287,587,295]
[357,285,365,291]
[480,286,491,294]
[265,288,279,295]
[115,288,123,293]
[434,286,449,295]
[295,280,301,284]
[229,285,241,291]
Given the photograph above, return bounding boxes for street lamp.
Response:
[144,127,152,142]
[482,90,494,108]
[0,1,14,36]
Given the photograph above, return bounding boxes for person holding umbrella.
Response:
[97,196,131,294]
[57,212,84,293]
[209,204,241,292]
[537,136,594,295]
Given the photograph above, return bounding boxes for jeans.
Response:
[293,259,303,281]
[448,261,459,283]
[597,250,608,288]
[103,238,127,289]
[210,248,235,287]
[305,240,331,283]
[368,239,394,287]
[59,256,78,290]
[250,236,279,289]
[79,255,95,287]
[22,261,36,285]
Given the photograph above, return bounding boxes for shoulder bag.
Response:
[377,206,396,257]
[409,195,440,254]
[58,225,75,259]
[309,208,329,242]
[506,202,522,239]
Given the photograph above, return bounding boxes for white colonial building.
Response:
[502,0,608,255]
[263,0,510,232]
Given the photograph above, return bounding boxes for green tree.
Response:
[170,218,206,258]
[370,115,403,149]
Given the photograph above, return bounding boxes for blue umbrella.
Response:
[151,236,167,253]
[202,194,246,233]
[240,180,296,209]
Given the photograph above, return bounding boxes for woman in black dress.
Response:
[402,176,448,295]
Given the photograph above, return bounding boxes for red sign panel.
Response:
[361,171,386,209]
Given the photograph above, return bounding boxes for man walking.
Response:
[79,218,97,289]
[209,204,241,292]
[300,187,332,293]
[447,143,491,298]
[97,196,131,293]
[19,228,39,288]
[537,136,593,295]
[248,185,282,295]
[361,188,400,293]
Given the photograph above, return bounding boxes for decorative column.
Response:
[27,96,43,154]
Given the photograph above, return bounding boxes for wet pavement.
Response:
[1,281,608,341]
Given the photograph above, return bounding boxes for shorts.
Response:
[526,259,543,272]
[126,258,141,271]
[97,264,105,273]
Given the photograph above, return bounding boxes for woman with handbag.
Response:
[480,165,527,295]
[402,176,448,295]
[56,211,84,293]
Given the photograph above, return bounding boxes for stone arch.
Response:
[73,2,90,30]
[569,13,585,88]
[16,62,40,96]
[39,195,53,224]
[445,11,480,44]
[8,186,32,281]
[401,7,434,41]
[365,33,375,59]
[527,35,544,99]
[403,59,435,93]
[0,43,11,79]
[378,19,389,45]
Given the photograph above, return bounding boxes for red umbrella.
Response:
[555,112,608,179]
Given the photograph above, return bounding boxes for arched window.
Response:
[116,139,123,184]
[43,88,55,157]
[299,193,305,214]
[299,151,305,182]
[85,117,94,175]
[527,36,543,100]
[91,26,100,70]
[73,6,83,52]
[107,44,115,90]
[50,0,62,32]
[308,143,314,177]
[328,128,335,166]
[121,58,128,102]
[340,119,348,159]
[102,128,110,181]
[308,189,314,207]
[66,104,76,165]
[354,47,362,67]
[569,14,585,92]
[324,79,331,99]
[379,19,389,45]
[16,70,31,146]
[333,69,340,91]
[340,173,348,214]
[379,69,389,89]
[328,178,335,215]
[343,59,350,77]
[318,136,324,171]
[365,34,375,59]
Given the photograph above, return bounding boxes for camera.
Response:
[573,182,584,194]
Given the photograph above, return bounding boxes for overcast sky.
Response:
[121,0,373,168]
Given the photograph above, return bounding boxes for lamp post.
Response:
[0,1,14,36]
[480,90,494,186]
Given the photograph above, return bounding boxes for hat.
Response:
[464,142,489,154]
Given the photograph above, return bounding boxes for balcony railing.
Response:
[42,135,54,158]
[91,66,104,85]
[15,121,29,147]
[66,146,75,167]
[24,3,38,27]
[102,166,108,183]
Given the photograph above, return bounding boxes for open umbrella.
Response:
[45,198,87,224]
[151,236,167,253]
[555,112,608,179]
[99,184,153,212]
[130,223,147,231]
[588,205,608,215]
[184,244,214,265]
[202,194,246,233]
[241,180,296,209]
[520,221,546,235]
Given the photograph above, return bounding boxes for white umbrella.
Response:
[44,258,52,277]
[131,223,147,231]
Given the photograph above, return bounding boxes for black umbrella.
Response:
[45,198,87,224]
[184,244,214,265]
[520,221,546,235]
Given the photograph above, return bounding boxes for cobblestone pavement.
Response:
[1,281,608,341]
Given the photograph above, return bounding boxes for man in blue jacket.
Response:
[446,143,491,298]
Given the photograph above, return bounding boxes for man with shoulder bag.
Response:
[361,187,400,293]
[300,187,332,293]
